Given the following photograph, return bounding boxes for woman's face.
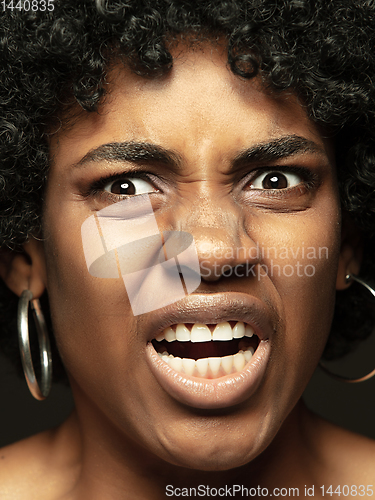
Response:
[44,44,341,470]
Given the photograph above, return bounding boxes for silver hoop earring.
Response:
[17,290,52,400]
[319,274,375,383]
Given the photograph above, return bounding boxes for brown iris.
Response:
[262,172,288,189]
[110,179,136,195]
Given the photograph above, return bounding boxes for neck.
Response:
[57,394,322,499]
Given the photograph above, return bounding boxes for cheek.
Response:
[246,203,341,393]
[43,227,155,439]
[42,202,137,388]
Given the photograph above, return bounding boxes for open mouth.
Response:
[151,321,260,379]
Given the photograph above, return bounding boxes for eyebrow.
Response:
[73,142,182,170]
[72,135,325,172]
[231,135,326,172]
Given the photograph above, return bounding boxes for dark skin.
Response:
[0,43,373,499]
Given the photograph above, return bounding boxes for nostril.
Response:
[200,264,229,282]
[233,264,248,276]
[200,263,247,281]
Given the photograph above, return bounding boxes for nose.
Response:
[173,195,260,282]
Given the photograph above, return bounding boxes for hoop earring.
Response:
[319,274,375,383]
[17,290,52,400]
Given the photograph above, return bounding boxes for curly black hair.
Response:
[1,0,375,383]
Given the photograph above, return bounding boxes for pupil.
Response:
[263,172,287,189]
[111,179,136,195]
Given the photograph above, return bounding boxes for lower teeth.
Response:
[157,347,254,378]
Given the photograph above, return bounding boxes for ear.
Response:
[0,238,47,299]
[336,213,363,290]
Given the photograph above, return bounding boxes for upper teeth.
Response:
[155,321,254,343]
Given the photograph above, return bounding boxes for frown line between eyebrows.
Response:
[70,135,326,173]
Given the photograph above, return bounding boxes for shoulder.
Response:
[0,431,51,500]
[308,413,375,488]
[0,416,80,499]
[0,430,61,499]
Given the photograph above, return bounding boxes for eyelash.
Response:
[244,166,319,192]
[85,171,160,203]
[84,165,319,203]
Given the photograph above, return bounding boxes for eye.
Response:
[249,170,302,190]
[103,177,158,196]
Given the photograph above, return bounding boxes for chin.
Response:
[168,447,253,472]
[155,429,261,471]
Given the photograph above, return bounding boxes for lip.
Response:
[144,292,274,409]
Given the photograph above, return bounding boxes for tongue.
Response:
[155,339,252,360]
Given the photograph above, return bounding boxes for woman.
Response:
[0,0,375,498]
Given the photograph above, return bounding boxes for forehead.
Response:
[50,43,332,165]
